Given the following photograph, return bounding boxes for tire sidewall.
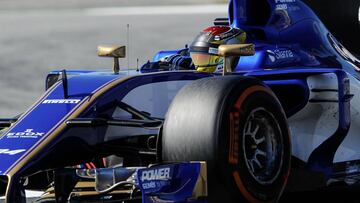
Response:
[218,84,291,202]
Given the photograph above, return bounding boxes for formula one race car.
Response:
[1,0,360,202]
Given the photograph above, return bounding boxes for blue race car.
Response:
[1,0,360,202]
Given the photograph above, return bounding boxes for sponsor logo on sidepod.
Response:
[42,99,81,104]
[267,49,294,62]
[0,149,26,155]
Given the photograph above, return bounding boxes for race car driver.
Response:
[189,25,246,73]
[140,25,246,73]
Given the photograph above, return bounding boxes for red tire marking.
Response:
[233,171,263,203]
[229,85,275,203]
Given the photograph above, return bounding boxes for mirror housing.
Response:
[218,44,255,57]
[97,45,126,74]
[97,45,126,58]
[218,44,255,75]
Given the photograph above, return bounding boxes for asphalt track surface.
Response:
[0,2,226,118]
[0,1,360,202]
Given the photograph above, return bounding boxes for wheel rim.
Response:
[242,107,283,185]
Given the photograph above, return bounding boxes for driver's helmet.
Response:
[190,26,246,73]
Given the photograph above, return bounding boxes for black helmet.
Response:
[190,25,246,72]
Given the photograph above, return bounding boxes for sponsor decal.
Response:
[6,129,45,139]
[0,149,26,155]
[268,53,276,63]
[229,112,240,165]
[275,0,296,3]
[142,180,171,190]
[267,49,294,62]
[208,47,218,55]
[275,0,296,10]
[276,4,288,10]
[141,167,171,182]
[142,182,156,189]
[140,167,172,190]
[42,99,81,104]
[215,64,224,73]
[215,28,242,41]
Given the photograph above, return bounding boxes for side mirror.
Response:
[97,45,126,74]
[218,44,255,75]
[97,45,126,58]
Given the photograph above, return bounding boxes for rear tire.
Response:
[162,76,291,203]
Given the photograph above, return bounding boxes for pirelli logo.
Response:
[0,149,26,155]
[229,112,240,165]
[42,99,81,104]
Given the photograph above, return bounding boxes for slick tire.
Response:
[162,76,291,203]
[303,0,360,55]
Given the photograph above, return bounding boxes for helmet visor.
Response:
[190,53,221,68]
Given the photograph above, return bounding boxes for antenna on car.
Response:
[61,69,69,99]
[127,24,130,75]
[136,58,139,72]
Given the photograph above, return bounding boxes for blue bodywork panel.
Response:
[0,74,120,175]
[229,0,360,77]
[137,163,206,203]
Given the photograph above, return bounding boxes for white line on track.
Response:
[85,4,228,16]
